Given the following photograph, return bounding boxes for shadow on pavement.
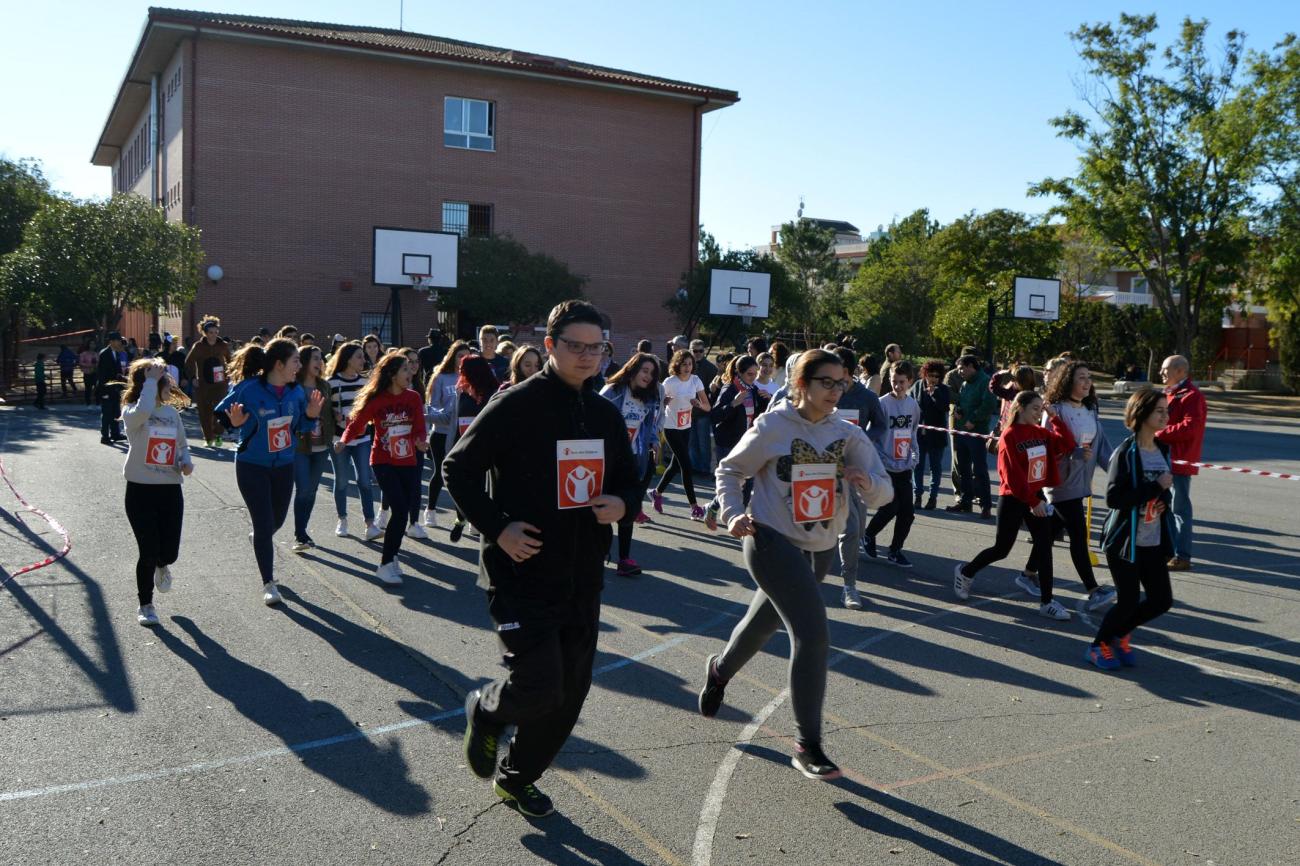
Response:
[519,810,650,865]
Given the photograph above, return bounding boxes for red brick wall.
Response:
[184,36,701,348]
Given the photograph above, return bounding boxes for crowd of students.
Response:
[106,302,1209,815]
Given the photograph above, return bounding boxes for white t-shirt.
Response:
[662,375,703,430]
[755,379,778,399]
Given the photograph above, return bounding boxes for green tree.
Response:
[1032,14,1262,358]
[844,209,940,357]
[449,234,585,329]
[0,157,52,257]
[774,217,844,347]
[666,229,796,347]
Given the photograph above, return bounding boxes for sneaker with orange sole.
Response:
[1085,642,1121,671]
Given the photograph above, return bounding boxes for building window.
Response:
[1131,277,1148,294]
[442,201,493,238]
[444,97,494,151]
[360,313,391,346]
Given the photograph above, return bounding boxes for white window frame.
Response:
[443,96,495,152]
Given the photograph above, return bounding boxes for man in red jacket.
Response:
[1155,355,1206,571]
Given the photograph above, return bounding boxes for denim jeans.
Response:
[293,449,331,540]
[330,441,375,523]
[1170,474,1193,560]
[954,435,991,507]
[913,440,946,498]
[689,419,713,475]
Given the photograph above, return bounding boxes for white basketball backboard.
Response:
[372,227,458,288]
[708,269,771,319]
[1013,276,1060,322]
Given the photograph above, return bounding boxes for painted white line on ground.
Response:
[690,591,1018,866]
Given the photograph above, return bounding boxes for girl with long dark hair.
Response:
[423,340,470,527]
[654,349,710,520]
[447,354,499,542]
[600,352,663,575]
[325,342,380,540]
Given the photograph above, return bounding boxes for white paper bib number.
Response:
[836,408,860,425]
[268,416,293,453]
[557,439,605,510]
[387,424,413,460]
[1026,444,1048,483]
[744,402,755,426]
[892,431,912,461]
[212,364,225,384]
[145,424,177,467]
[791,463,837,523]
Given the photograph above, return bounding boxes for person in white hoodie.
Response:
[120,358,194,626]
[697,348,892,780]
[863,359,923,568]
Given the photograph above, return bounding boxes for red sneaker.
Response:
[615,558,642,577]
[634,510,652,525]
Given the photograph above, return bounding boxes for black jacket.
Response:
[710,381,758,457]
[95,346,123,399]
[443,362,641,602]
[911,381,951,447]
[1100,435,1175,562]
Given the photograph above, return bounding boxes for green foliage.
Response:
[1031,13,1263,357]
[774,217,846,346]
[667,230,795,348]
[845,209,939,356]
[0,157,51,258]
[448,234,585,328]
[1058,297,1172,376]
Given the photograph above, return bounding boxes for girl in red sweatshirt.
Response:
[953,389,1076,619]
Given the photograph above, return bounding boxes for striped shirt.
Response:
[328,374,370,443]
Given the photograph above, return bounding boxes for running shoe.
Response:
[462,690,502,779]
[913,492,923,509]
[1166,557,1192,572]
[262,581,282,606]
[406,523,429,540]
[1038,599,1071,621]
[953,562,973,601]
[791,741,842,780]
[886,551,912,568]
[634,510,652,525]
[1085,642,1121,671]
[374,561,403,586]
[449,521,465,543]
[923,494,937,511]
[862,535,878,559]
[615,558,641,577]
[945,502,972,513]
[154,565,173,593]
[364,522,383,541]
[111,434,128,443]
[374,509,391,531]
[842,585,864,610]
[1113,634,1137,667]
[290,538,312,553]
[979,506,993,520]
[690,505,706,522]
[651,491,664,515]
[334,518,349,537]
[1014,572,1040,598]
[704,501,720,532]
[136,604,160,627]
[494,779,555,818]
[1085,586,1117,611]
[422,508,437,528]
[698,653,727,718]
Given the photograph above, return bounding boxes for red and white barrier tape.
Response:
[916,424,1299,482]
[0,457,72,585]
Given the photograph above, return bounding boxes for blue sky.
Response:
[2,1,1293,251]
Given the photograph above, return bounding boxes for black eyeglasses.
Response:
[556,337,605,356]
[809,376,849,393]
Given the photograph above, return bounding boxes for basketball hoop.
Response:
[410,273,437,303]
[736,303,756,327]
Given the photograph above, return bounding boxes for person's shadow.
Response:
[159,616,431,816]
[518,810,649,865]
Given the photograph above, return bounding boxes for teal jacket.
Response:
[954,370,997,434]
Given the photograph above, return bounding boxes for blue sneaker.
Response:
[862,535,878,559]
[1112,634,1137,667]
[1085,643,1121,671]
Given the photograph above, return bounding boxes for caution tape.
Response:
[917,424,1299,482]
[0,457,72,585]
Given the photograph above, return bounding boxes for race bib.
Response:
[676,408,692,428]
[892,431,912,461]
[1143,499,1159,524]
[791,463,837,523]
[268,416,293,453]
[744,402,755,426]
[457,416,472,437]
[212,364,225,384]
[836,408,859,425]
[625,416,641,443]
[145,424,177,467]
[557,439,605,509]
[1026,444,1048,483]
[387,424,412,459]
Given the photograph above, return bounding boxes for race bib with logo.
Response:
[892,431,912,461]
[626,417,641,443]
[457,416,472,437]
[1026,444,1048,483]
[744,402,755,426]
[145,424,177,467]
[267,416,293,453]
[557,439,605,510]
[836,408,860,425]
[791,463,837,523]
[1143,499,1160,524]
[387,424,413,460]
[676,408,692,428]
[212,364,225,384]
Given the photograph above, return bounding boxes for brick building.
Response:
[91,8,738,348]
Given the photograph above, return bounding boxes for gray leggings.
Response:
[716,524,835,744]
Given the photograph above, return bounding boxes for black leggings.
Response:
[655,428,697,505]
[865,470,916,553]
[617,460,656,560]
[427,431,448,512]
[963,495,1056,603]
[1094,546,1173,645]
[124,482,183,606]
[236,461,294,584]
[373,464,420,564]
[1024,497,1098,590]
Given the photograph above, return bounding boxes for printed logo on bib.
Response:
[676,408,692,428]
[557,439,605,509]
[1143,499,1160,524]
[212,365,225,384]
[145,424,177,467]
[892,431,912,461]
[836,408,859,425]
[268,416,293,453]
[457,416,472,437]
[1026,444,1048,482]
[791,463,837,523]
[626,416,641,443]
[387,424,412,459]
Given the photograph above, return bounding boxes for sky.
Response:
[1,0,1294,252]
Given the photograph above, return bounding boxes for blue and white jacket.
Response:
[215,378,315,468]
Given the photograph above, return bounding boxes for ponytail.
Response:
[229,337,298,384]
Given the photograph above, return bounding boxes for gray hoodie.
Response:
[716,402,892,552]
[878,392,922,472]
[1043,401,1112,502]
[121,378,193,484]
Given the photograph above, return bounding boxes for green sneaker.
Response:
[462,690,501,779]
[494,778,555,818]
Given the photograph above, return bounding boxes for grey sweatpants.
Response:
[715,524,836,744]
[837,491,864,589]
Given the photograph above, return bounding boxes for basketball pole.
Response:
[389,285,403,348]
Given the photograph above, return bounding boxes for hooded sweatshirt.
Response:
[834,381,887,457]
[878,391,922,472]
[1042,401,1112,502]
[716,402,892,552]
[996,419,1075,506]
[121,378,193,483]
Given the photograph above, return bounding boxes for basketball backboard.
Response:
[372,227,458,288]
[1013,276,1060,322]
[708,269,771,320]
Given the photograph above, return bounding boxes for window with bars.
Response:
[442,201,493,238]
[360,313,391,346]
[444,96,495,151]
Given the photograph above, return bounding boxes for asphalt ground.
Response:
[1,403,1297,866]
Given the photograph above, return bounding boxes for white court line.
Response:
[0,609,736,804]
[691,591,1017,866]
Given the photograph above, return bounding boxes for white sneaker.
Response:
[290,539,311,553]
[1085,586,1117,611]
[262,581,282,606]
[375,561,403,586]
[953,563,973,601]
[406,523,429,540]
[1039,599,1071,621]
[154,565,173,593]
[375,509,391,531]
[422,508,437,528]
[136,604,160,626]
[364,521,383,541]
[842,585,864,610]
[334,517,349,537]
[1014,572,1040,598]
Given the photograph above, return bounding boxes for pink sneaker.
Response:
[690,505,706,522]
[615,558,642,577]
[652,492,664,514]
[634,510,652,525]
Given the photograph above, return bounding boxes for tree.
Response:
[844,209,940,357]
[0,157,52,257]
[774,217,845,346]
[449,234,585,329]
[1032,14,1262,358]
[666,229,796,347]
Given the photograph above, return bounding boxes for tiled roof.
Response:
[149,7,739,102]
